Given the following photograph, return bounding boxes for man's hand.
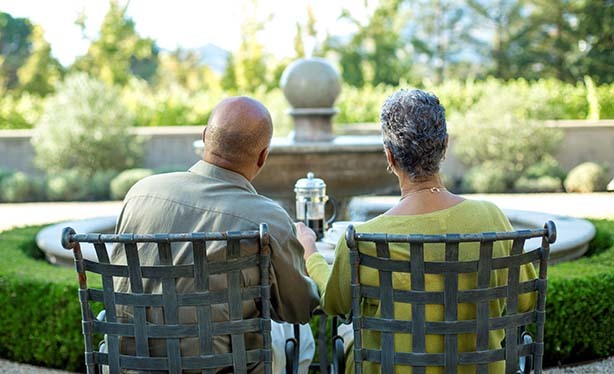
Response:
[295,222,318,261]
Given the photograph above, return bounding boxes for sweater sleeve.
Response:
[306,236,352,317]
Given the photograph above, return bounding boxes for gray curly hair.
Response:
[380,89,447,180]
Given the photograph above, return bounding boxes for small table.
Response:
[315,241,336,264]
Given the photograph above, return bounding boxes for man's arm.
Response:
[267,224,320,324]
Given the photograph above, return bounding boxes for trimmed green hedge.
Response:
[544,218,614,365]
[0,220,613,370]
[0,225,100,372]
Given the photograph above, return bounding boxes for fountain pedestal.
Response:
[290,108,338,142]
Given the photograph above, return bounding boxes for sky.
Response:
[1,0,376,66]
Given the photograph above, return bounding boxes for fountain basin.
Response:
[348,196,595,264]
[37,205,594,267]
[37,216,117,267]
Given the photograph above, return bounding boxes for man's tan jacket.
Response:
[111,161,319,366]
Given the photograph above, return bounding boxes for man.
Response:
[112,96,320,372]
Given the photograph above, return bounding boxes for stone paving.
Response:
[0,193,611,233]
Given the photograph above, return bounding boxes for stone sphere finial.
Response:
[281,57,342,109]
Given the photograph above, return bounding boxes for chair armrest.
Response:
[285,324,301,374]
[519,331,534,374]
[331,335,345,374]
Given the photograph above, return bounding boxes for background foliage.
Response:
[31,73,142,175]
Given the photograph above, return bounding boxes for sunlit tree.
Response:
[155,48,220,93]
[326,0,410,87]
[466,0,530,79]
[572,0,614,84]
[0,12,32,90]
[72,0,159,86]
[17,25,64,96]
[408,0,480,83]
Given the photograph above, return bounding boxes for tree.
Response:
[407,0,481,83]
[0,12,32,90]
[326,0,410,87]
[72,0,159,86]
[155,48,219,93]
[17,25,64,96]
[466,0,531,79]
[508,0,579,82]
[293,23,305,58]
[222,2,270,93]
[573,0,614,84]
[221,54,238,92]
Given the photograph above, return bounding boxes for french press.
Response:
[294,172,337,240]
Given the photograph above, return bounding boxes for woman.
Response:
[297,89,537,373]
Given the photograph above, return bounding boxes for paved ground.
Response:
[0,193,611,233]
[0,192,612,372]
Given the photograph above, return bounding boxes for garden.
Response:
[1,0,614,372]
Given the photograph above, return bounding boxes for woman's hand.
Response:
[295,222,318,261]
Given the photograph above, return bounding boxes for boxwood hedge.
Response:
[0,225,100,372]
[0,220,612,370]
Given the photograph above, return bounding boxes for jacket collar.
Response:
[188,160,257,194]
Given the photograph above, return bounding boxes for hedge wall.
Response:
[0,220,612,370]
[0,225,98,372]
[544,219,614,365]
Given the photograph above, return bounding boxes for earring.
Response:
[386,164,393,174]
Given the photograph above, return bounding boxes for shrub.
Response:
[449,86,564,190]
[0,225,100,372]
[584,219,614,257]
[45,171,90,201]
[31,73,143,176]
[88,170,119,200]
[336,84,396,124]
[0,169,14,184]
[122,78,217,127]
[514,176,563,193]
[523,156,567,181]
[0,172,45,202]
[110,168,154,200]
[0,93,44,129]
[545,228,614,365]
[596,83,614,119]
[461,163,509,193]
[564,162,610,192]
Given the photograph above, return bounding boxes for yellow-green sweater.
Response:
[306,199,537,373]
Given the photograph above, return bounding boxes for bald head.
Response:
[203,96,273,179]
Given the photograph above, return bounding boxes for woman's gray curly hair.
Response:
[380,89,447,180]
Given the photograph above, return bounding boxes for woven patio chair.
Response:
[345,221,556,374]
[61,224,273,374]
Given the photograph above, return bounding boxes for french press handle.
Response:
[326,197,337,225]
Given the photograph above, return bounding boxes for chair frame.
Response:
[62,224,273,374]
[346,221,556,374]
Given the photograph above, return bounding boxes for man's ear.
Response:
[202,127,207,142]
[257,147,269,168]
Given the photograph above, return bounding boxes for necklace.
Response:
[399,186,446,201]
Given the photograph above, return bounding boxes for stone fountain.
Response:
[250,57,398,216]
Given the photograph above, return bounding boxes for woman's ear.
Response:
[384,147,396,168]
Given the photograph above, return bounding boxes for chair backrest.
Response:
[61,224,272,374]
[346,221,556,374]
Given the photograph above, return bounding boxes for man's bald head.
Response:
[203,97,273,179]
